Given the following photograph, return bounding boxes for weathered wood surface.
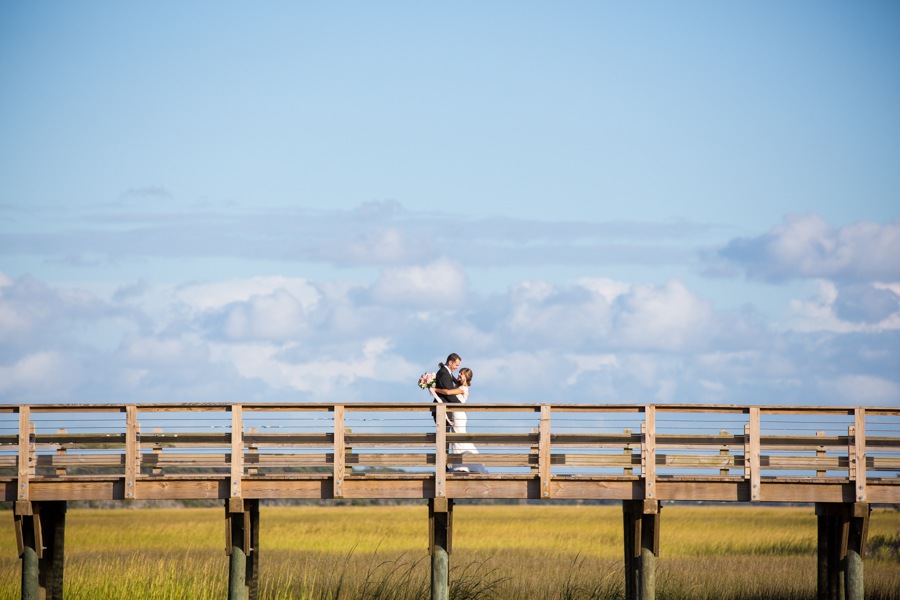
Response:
[1,402,898,503]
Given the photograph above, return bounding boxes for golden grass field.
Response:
[0,504,898,599]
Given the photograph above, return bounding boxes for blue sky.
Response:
[1,2,898,407]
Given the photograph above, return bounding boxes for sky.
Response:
[1,2,898,407]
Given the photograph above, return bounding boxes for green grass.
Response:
[1,505,898,599]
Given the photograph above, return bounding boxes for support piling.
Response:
[429,498,452,600]
[227,499,259,600]
[816,503,869,600]
[623,500,659,600]
[37,502,66,600]
[19,515,38,600]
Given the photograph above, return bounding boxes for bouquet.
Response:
[418,372,436,389]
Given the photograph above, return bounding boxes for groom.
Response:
[434,353,462,404]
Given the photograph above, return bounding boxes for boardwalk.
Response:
[2,402,899,600]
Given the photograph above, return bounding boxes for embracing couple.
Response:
[431,353,487,474]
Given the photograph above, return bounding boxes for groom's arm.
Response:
[435,369,454,389]
[435,369,458,402]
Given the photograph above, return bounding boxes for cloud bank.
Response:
[1,207,897,406]
[1,262,896,406]
[717,214,900,283]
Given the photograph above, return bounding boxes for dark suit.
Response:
[432,366,459,425]
[434,366,461,404]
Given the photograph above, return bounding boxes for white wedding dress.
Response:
[447,386,487,473]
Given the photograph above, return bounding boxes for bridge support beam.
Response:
[816,503,869,600]
[623,500,660,600]
[429,498,453,600]
[14,501,66,600]
[226,499,259,600]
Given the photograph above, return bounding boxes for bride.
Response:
[432,368,487,474]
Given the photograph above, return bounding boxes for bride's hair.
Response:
[458,368,473,385]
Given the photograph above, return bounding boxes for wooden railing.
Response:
[2,403,899,504]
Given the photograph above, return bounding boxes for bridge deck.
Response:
[2,402,899,505]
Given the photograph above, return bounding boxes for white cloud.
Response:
[612,279,714,350]
[370,259,468,308]
[118,335,208,366]
[220,289,309,341]
[0,268,896,407]
[177,276,319,312]
[786,280,900,333]
[564,353,619,386]
[0,201,721,269]
[0,352,82,400]
[210,337,418,394]
[820,375,900,406]
[0,273,119,347]
[718,214,900,283]
[576,278,632,304]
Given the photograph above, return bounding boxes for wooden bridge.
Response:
[3,402,899,600]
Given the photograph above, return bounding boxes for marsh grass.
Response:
[0,506,898,599]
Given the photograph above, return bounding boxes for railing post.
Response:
[125,405,137,500]
[227,404,247,600]
[817,431,827,477]
[248,428,258,475]
[15,406,39,600]
[17,406,32,508]
[853,409,866,503]
[641,406,655,500]
[719,430,730,476]
[333,405,345,499]
[539,405,551,499]
[623,429,634,475]
[435,404,446,499]
[152,428,163,475]
[229,404,244,511]
[55,429,67,477]
[747,407,760,502]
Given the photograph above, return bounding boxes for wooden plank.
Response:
[9,473,900,502]
[230,404,243,508]
[749,407,760,502]
[14,515,24,556]
[333,405,345,498]
[435,404,446,499]
[125,405,137,499]
[9,450,900,472]
[855,408,866,502]
[642,406,656,500]
[242,432,332,446]
[18,406,31,502]
[539,405,551,499]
